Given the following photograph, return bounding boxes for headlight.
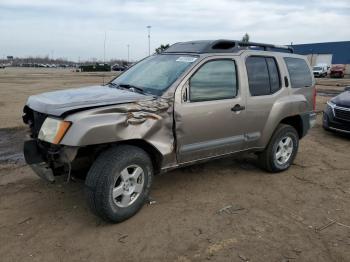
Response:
[327,101,336,108]
[326,101,336,115]
[38,118,71,144]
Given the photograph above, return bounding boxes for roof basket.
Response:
[163,40,293,54]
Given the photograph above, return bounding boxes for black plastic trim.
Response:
[164,40,293,54]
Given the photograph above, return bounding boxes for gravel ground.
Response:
[0,68,349,262]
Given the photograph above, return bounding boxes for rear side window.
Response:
[266,57,280,93]
[189,60,237,102]
[246,56,281,96]
[284,57,312,88]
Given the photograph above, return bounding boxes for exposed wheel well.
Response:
[116,139,163,174]
[280,115,303,138]
[75,140,163,176]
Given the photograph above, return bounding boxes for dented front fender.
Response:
[60,97,176,166]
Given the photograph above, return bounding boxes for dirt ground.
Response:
[0,68,350,262]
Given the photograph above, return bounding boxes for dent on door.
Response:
[175,99,247,163]
[174,58,246,163]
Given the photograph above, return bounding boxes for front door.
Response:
[175,58,246,163]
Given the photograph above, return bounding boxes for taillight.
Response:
[313,87,316,112]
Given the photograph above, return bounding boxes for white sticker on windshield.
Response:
[176,56,198,63]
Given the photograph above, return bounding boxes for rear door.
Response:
[243,54,287,149]
[283,57,315,112]
[174,57,247,163]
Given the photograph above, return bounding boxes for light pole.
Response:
[146,25,151,56]
[103,31,107,64]
[127,44,130,63]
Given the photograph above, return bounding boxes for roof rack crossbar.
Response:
[163,39,294,54]
[236,41,294,53]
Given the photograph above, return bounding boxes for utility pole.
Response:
[103,31,107,64]
[146,25,151,56]
[127,44,130,63]
[103,31,107,85]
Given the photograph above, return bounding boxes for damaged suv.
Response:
[23,40,316,222]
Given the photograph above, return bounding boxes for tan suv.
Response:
[23,40,316,222]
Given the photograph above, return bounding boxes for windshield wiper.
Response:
[108,82,156,96]
[107,82,118,87]
[117,83,145,94]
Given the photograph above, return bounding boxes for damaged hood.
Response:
[26,85,152,116]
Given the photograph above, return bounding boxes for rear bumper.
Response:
[300,112,316,138]
[330,72,344,78]
[309,112,317,129]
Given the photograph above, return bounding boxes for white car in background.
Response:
[312,64,330,77]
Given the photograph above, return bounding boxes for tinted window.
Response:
[284,57,312,88]
[266,57,281,93]
[246,56,281,96]
[246,56,270,96]
[190,60,237,102]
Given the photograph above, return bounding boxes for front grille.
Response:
[32,111,47,137]
[335,107,350,122]
[23,107,48,138]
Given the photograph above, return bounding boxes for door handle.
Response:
[231,104,245,112]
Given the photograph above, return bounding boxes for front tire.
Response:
[85,145,153,223]
[322,113,331,132]
[259,124,299,172]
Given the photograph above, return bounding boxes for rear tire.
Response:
[259,124,299,173]
[85,145,153,223]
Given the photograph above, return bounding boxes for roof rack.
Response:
[163,39,294,54]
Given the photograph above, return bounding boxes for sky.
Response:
[0,0,349,62]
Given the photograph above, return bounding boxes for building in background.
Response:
[290,41,350,75]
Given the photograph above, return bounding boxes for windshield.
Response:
[110,54,198,96]
[313,67,322,70]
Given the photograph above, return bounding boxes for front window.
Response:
[313,67,322,70]
[110,54,198,96]
[189,60,238,102]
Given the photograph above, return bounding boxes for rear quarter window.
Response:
[284,57,312,88]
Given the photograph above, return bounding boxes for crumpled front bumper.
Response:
[29,163,55,182]
[23,140,55,182]
[23,139,78,182]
